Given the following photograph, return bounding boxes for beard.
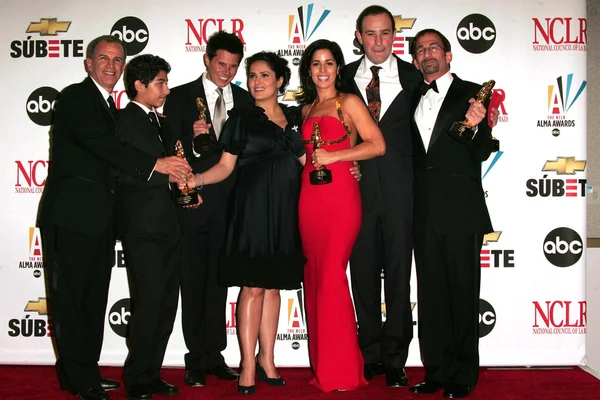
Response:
[420,58,440,75]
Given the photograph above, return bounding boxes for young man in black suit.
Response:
[115,54,187,400]
[341,5,421,387]
[38,36,191,400]
[163,31,253,387]
[408,29,495,399]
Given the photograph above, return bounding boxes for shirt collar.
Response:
[90,77,113,104]
[360,53,395,75]
[202,72,232,97]
[427,71,454,96]
[131,101,153,115]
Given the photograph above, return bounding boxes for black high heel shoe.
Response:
[237,378,256,395]
[256,357,286,386]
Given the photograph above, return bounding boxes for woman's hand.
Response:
[312,148,338,168]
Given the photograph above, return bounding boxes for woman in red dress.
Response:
[296,39,386,392]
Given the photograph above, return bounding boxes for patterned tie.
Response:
[107,95,118,119]
[213,87,226,138]
[366,66,382,122]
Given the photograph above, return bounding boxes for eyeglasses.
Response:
[415,43,444,57]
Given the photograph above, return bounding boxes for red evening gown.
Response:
[298,105,368,392]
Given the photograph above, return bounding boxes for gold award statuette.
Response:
[449,80,496,143]
[173,140,199,206]
[309,121,332,185]
[194,97,217,153]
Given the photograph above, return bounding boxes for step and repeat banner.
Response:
[1,0,587,367]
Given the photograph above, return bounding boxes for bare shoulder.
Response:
[300,104,311,118]
[339,93,364,110]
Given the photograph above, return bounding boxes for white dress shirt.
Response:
[414,71,454,151]
[354,54,402,119]
[202,72,235,119]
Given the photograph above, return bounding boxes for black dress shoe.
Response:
[363,363,385,381]
[77,387,111,400]
[443,383,470,398]
[256,357,285,386]
[150,379,179,396]
[100,378,121,391]
[385,367,409,387]
[205,364,240,380]
[409,380,444,394]
[126,383,152,400]
[184,369,206,387]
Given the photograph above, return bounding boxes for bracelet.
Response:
[196,173,204,191]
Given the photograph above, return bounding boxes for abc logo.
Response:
[543,227,583,267]
[552,128,560,137]
[26,86,59,126]
[33,270,42,278]
[108,298,131,338]
[291,341,300,350]
[478,299,496,338]
[456,14,496,54]
[111,17,149,55]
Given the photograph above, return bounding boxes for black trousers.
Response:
[414,218,483,389]
[122,229,181,387]
[350,193,414,368]
[179,200,228,371]
[42,225,114,392]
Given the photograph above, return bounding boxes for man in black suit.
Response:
[115,54,185,400]
[163,31,253,387]
[408,29,494,399]
[38,35,191,400]
[341,5,421,387]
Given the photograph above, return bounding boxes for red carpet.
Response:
[0,365,599,399]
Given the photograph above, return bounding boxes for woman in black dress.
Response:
[188,51,306,394]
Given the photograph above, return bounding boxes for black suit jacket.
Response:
[38,77,157,237]
[163,76,253,226]
[114,103,179,236]
[411,74,494,235]
[341,55,422,212]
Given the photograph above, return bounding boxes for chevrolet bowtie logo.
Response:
[393,15,416,33]
[482,231,502,246]
[27,18,71,36]
[282,89,300,102]
[25,298,48,315]
[543,157,586,175]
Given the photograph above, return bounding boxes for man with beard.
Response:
[408,29,495,399]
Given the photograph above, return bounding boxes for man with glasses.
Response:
[408,28,495,399]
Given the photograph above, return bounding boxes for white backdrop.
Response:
[0,0,587,367]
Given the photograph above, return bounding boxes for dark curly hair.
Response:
[124,54,171,99]
[295,39,346,105]
[206,30,244,61]
[244,51,291,95]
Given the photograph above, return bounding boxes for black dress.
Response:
[217,104,306,289]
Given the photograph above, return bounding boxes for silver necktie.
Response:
[213,87,226,138]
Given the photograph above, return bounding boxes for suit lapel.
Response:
[85,77,115,123]
[427,76,463,151]
[411,89,427,154]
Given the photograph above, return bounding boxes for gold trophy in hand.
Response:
[449,80,495,143]
[174,140,199,206]
[194,97,217,153]
[309,121,332,185]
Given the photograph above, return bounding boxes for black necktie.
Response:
[420,80,439,96]
[148,111,167,153]
[107,95,118,118]
[148,111,160,131]
[366,66,382,122]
